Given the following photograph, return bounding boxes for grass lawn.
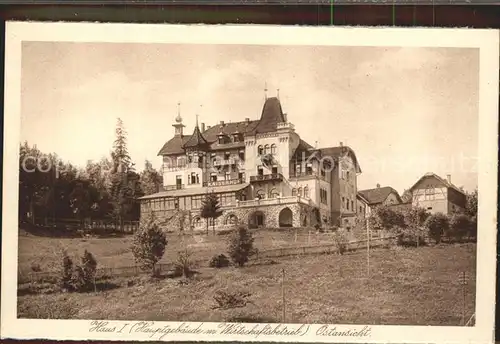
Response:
[18,243,476,326]
[18,228,345,278]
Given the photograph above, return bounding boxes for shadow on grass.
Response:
[228,315,280,323]
[20,223,131,239]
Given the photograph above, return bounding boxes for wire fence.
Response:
[19,236,396,284]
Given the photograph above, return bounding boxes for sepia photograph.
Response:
[1,23,498,343]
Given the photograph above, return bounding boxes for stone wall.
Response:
[141,202,317,231]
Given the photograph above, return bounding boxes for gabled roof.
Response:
[249,97,286,135]
[357,186,402,206]
[183,125,209,150]
[158,119,260,156]
[157,135,191,156]
[409,172,465,195]
[319,146,362,173]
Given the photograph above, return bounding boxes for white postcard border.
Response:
[1,22,499,344]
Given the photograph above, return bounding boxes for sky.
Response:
[20,42,479,194]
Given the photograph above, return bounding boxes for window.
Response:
[257,166,264,176]
[210,172,217,182]
[264,144,270,154]
[176,175,182,189]
[320,188,328,205]
[269,188,279,198]
[341,196,345,208]
[225,172,231,180]
[304,186,309,198]
[239,150,245,160]
[272,166,278,174]
[292,188,297,196]
[424,187,435,200]
[359,206,363,213]
[271,144,277,155]
[238,172,245,181]
[256,189,265,199]
[295,164,301,176]
[351,200,354,211]
[190,173,199,184]
[258,145,264,155]
[306,163,313,175]
[346,171,350,181]
[298,187,303,197]
[346,199,350,210]
[320,169,326,178]
[224,152,230,160]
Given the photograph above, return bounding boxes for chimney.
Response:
[283,113,288,122]
[376,183,380,188]
[220,121,225,126]
[201,122,206,132]
[245,118,250,123]
[207,125,211,129]
[339,142,343,147]
[446,174,451,184]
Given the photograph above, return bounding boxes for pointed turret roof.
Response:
[183,123,209,150]
[250,97,286,135]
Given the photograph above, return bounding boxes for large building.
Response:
[357,184,403,217]
[139,96,362,230]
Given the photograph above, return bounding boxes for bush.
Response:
[175,248,195,278]
[396,226,426,247]
[71,250,98,292]
[228,226,257,267]
[212,289,252,309]
[60,250,74,291]
[132,213,168,276]
[448,213,471,242]
[209,254,231,268]
[333,231,349,255]
[425,213,449,244]
[30,262,42,272]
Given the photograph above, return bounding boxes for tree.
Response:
[109,118,141,230]
[140,160,163,196]
[449,213,470,242]
[465,189,478,239]
[369,205,405,233]
[69,181,91,228]
[425,212,449,244]
[72,250,98,292]
[131,213,168,276]
[402,207,429,246]
[228,226,256,267]
[200,192,223,235]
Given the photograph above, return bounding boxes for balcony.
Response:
[250,173,283,183]
[163,162,202,172]
[212,158,240,167]
[203,178,244,187]
[164,184,184,191]
[236,195,311,208]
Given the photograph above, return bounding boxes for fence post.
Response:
[281,268,286,323]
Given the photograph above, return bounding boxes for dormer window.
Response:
[238,150,245,160]
[233,133,242,142]
[258,145,264,155]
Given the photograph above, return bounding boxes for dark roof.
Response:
[319,146,362,173]
[250,97,286,135]
[183,125,209,149]
[157,135,190,155]
[158,120,259,156]
[202,120,259,141]
[409,172,465,195]
[357,186,402,205]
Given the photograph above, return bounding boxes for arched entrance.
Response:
[225,213,238,226]
[278,207,293,228]
[248,211,265,229]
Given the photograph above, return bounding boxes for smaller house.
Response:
[408,172,466,215]
[357,184,402,217]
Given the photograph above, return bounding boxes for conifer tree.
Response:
[200,191,223,235]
